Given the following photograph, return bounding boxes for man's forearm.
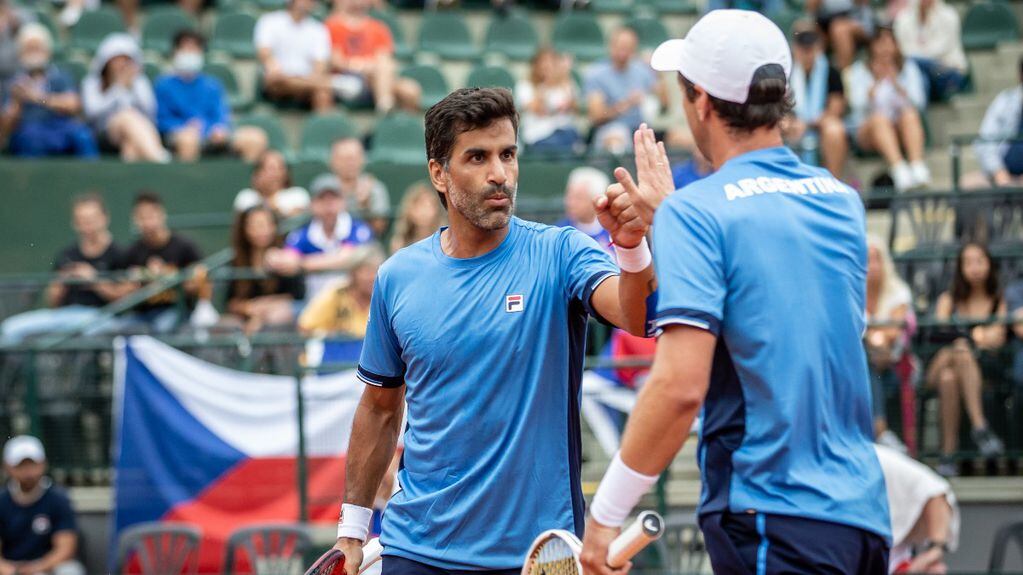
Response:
[618,370,701,475]
[344,393,404,507]
[616,266,655,336]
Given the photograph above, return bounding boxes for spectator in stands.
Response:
[325,137,390,236]
[325,0,419,113]
[0,0,33,90]
[966,58,1023,189]
[848,27,930,192]
[893,0,967,102]
[155,30,268,162]
[875,443,959,574]
[928,242,1006,476]
[516,47,581,155]
[556,167,612,254]
[389,181,445,253]
[807,0,875,70]
[1008,279,1023,390]
[82,34,169,163]
[226,205,304,334]
[256,0,333,113]
[585,27,667,154]
[0,24,97,158]
[266,174,374,301]
[671,147,713,189]
[865,236,912,453]
[610,329,656,389]
[298,246,383,337]
[233,150,310,218]
[0,436,84,575]
[785,20,848,179]
[121,191,206,333]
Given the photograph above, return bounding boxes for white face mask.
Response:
[173,51,204,75]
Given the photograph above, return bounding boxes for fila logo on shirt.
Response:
[505,294,524,313]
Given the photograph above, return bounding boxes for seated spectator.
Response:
[848,28,929,192]
[965,58,1023,189]
[555,167,612,254]
[0,193,129,344]
[785,20,848,179]
[388,181,445,253]
[671,147,713,189]
[609,329,656,389]
[585,27,666,154]
[121,191,206,333]
[0,436,84,575]
[298,246,383,337]
[0,24,97,158]
[875,443,959,574]
[894,0,967,102]
[325,137,390,236]
[325,0,419,113]
[226,205,304,334]
[1007,279,1023,392]
[0,0,34,93]
[807,0,875,70]
[266,174,374,301]
[516,47,581,156]
[927,242,1006,476]
[256,0,333,113]
[82,34,169,162]
[865,236,912,452]
[155,30,268,162]
[234,150,310,218]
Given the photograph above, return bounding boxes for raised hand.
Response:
[595,179,647,250]
[615,124,674,225]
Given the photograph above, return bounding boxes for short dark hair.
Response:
[71,192,107,214]
[680,67,793,134]
[172,29,205,53]
[133,190,164,209]
[424,87,519,209]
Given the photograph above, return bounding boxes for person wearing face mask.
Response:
[155,29,268,162]
[0,23,97,158]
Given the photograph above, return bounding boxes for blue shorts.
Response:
[700,511,889,575]
[382,556,519,575]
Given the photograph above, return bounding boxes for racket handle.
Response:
[606,511,665,568]
[358,538,384,573]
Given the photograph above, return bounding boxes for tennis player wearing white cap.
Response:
[579,10,891,575]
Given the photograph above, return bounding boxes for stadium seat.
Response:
[203,61,252,111]
[70,9,126,54]
[256,0,288,9]
[223,524,312,575]
[142,8,196,54]
[635,0,698,15]
[591,0,634,14]
[767,9,802,40]
[237,114,289,153]
[298,113,358,162]
[143,61,163,83]
[552,13,606,62]
[418,12,477,61]
[962,1,1020,51]
[115,522,201,575]
[483,13,539,62]
[626,16,669,52]
[465,65,516,90]
[210,12,258,59]
[55,59,88,86]
[368,113,426,164]
[369,9,413,61]
[401,64,450,108]
[29,8,62,53]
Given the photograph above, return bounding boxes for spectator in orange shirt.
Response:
[325,0,419,113]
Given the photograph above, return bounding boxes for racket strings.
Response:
[525,539,581,575]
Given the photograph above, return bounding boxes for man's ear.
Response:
[695,89,712,123]
[428,159,448,196]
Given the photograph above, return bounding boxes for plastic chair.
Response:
[142,8,195,54]
[962,2,1020,51]
[465,65,516,90]
[210,12,258,59]
[237,114,289,153]
[626,16,669,52]
[591,0,634,14]
[418,12,477,60]
[223,524,313,575]
[484,13,539,61]
[989,520,1023,572]
[370,9,412,60]
[70,9,126,53]
[298,113,358,161]
[368,113,425,164]
[401,64,450,108]
[115,522,202,575]
[55,59,88,86]
[552,13,606,61]
[203,61,252,111]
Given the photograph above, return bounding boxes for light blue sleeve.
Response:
[356,275,406,388]
[558,228,619,319]
[652,196,726,336]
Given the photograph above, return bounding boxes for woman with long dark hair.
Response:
[927,242,1006,476]
[233,149,310,217]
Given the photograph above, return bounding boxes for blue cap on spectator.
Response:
[3,435,46,466]
[311,174,342,197]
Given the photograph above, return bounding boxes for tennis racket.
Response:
[522,511,664,575]
[304,537,384,575]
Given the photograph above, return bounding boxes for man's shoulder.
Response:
[377,237,433,284]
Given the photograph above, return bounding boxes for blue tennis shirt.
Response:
[358,217,619,569]
[652,146,891,541]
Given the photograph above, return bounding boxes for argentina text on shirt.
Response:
[723,175,850,201]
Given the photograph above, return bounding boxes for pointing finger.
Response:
[614,167,639,196]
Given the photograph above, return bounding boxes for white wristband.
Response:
[337,503,373,542]
[589,452,659,528]
[615,238,651,273]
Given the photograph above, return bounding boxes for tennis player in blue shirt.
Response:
[580,10,891,575]
[332,87,656,574]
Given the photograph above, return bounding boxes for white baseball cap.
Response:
[3,435,46,466]
[650,10,792,105]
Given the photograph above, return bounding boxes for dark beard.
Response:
[448,182,518,231]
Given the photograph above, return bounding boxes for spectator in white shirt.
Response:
[234,149,311,217]
[255,0,333,112]
[515,47,581,156]
[963,57,1023,188]
[894,0,968,102]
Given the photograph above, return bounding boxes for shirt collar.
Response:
[308,212,354,250]
[718,146,799,171]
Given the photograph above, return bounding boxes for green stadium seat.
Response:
[368,113,425,164]
[298,113,358,161]
[369,9,412,60]
[626,16,669,51]
[962,2,1020,51]
[55,60,88,85]
[591,0,633,14]
[645,0,699,15]
[465,65,516,90]
[141,8,195,54]
[203,61,252,111]
[70,9,126,53]
[256,0,288,9]
[401,64,450,108]
[237,114,289,153]
[210,12,258,59]
[767,9,802,40]
[418,12,477,61]
[29,9,61,53]
[484,13,539,61]
[552,13,606,62]
[143,61,163,83]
